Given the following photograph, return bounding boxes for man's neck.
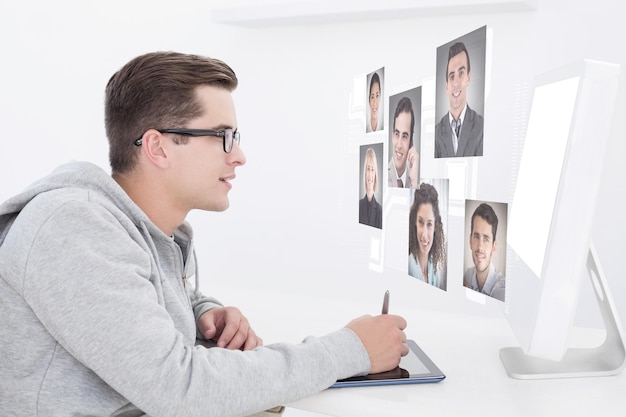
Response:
[476,265,490,290]
[395,162,406,180]
[449,102,467,122]
[113,171,185,237]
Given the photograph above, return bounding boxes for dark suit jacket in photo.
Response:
[434,105,484,158]
[359,194,382,229]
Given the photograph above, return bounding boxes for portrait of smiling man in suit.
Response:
[434,26,486,158]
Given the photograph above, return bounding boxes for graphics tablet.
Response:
[331,339,445,388]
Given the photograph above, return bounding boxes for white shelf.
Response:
[211,0,537,27]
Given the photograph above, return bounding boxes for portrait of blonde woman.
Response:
[359,145,383,229]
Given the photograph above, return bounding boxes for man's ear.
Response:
[140,130,170,169]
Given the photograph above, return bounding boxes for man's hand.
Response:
[408,146,420,188]
[197,307,263,351]
[345,314,409,374]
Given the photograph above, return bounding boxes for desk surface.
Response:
[213,285,625,417]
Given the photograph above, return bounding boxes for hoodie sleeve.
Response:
[15,192,370,417]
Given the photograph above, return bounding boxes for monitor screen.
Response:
[508,76,578,278]
[505,60,620,362]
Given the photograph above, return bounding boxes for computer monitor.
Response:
[500,59,625,379]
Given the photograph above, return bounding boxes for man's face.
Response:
[392,111,412,175]
[167,85,246,213]
[369,81,380,120]
[445,51,471,117]
[470,215,496,275]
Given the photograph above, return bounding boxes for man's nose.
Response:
[229,141,246,166]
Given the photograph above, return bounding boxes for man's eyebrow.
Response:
[449,65,467,77]
[209,124,236,130]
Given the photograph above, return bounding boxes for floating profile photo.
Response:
[463,199,508,301]
[434,25,487,158]
[358,142,384,229]
[366,67,385,133]
[388,86,421,189]
[407,179,449,290]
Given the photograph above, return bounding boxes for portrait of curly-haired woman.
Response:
[408,182,448,290]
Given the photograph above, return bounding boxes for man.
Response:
[388,96,419,188]
[434,41,484,158]
[463,203,505,301]
[0,52,408,417]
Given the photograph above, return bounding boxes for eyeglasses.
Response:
[134,128,240,153]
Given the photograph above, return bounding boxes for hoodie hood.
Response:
[0,161,156,246]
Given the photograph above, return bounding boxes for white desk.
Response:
[214,285,625,417]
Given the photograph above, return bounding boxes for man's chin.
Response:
[201,201,230,213]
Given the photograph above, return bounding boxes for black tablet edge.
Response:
[330,339,445,388]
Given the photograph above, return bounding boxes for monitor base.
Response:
[500,243,625,379]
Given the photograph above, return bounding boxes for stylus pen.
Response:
[382,290,390,315]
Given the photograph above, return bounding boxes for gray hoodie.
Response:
[0,161,369,417]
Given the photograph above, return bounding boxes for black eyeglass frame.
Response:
[134,128,240,153]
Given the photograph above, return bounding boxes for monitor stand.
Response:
[500,242,625,379]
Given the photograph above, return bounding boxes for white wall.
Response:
[1,0,624,333]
